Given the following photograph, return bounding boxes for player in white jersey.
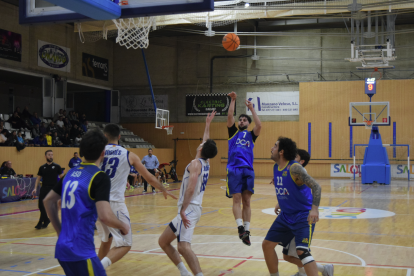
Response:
[158,112,218,276]
[97,124,177,269]
[272,149,334,276]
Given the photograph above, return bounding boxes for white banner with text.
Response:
[121,95,168,118]
[246,92,299,116]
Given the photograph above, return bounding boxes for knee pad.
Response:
[298,249,314,265]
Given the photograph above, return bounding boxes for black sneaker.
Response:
[238,226,248,240]
[34,221,42,229]
[241,231,251,246]
[42,220,50,229]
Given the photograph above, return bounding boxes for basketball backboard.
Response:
[156,108,169,129]
[349,102,390,127]
[19,0,214,24]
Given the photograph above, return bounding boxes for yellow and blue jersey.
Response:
[55,164,102,262]
[228,129,255,168]
[273,160,312,224]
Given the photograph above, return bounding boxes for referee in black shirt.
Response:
[32,150,64,229]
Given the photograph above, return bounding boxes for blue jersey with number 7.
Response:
[56,164,102,261]
[228,130,255,168]
[101,144,131,203]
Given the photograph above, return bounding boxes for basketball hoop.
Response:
[162,125,174,135]
[112,17,156,49]
[364,120,373,130]
[370,67,383,80]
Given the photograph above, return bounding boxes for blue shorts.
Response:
[58,256,106,276]
[265,213,315,251]
[226,166,255,197]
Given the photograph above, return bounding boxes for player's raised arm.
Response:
[290,164,321,224]
[202,111,216,143]
[227,92,237,127]
[129,152,177,200]
[245,100,262,136]
[180,159,202,228]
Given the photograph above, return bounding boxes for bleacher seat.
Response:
[4,122,11,130]
[47,119,52,123]
[3,114,9,121]
[25,131,33,140]
[0,114,3,121]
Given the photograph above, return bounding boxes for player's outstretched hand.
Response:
[206,111,216,124]
[245,100,254,110]
[307,207,319,224]
[162,190,178,200]
[180,211,191,229]
[228,91,237,100]
[120,222,129,235]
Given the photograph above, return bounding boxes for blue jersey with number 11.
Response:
[273,161,312,224]
[56,164,102,261]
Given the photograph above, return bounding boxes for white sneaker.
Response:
[322,264,334,276]
[152,190,156,194]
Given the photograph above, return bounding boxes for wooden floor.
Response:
[1,177,413,276]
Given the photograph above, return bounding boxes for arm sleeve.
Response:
[228,123,238,139]
[251,130,258,143]
[53,177,64,196]
[68,159,73,168]
[37,166,43,176]
[89,172,111,202]
[12,169,16,175]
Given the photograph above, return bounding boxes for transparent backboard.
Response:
[20,0,214,24]
[349,102,390,126]
[156,109,169,129]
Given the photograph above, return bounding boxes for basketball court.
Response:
[1,0,414,275]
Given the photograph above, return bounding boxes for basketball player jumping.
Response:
[263,138,323,276]
[226,91,261,246]
[272,149,334,276]
[97,124,177,269]
[158,112,218,276]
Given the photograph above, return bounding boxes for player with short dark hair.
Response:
[43,130,129,276]
[275,148,334,276]
[263,138,323,276]
[32,150,64,229]
[69,152,82,168]
[226,91,262,246]
[159,112,217,276]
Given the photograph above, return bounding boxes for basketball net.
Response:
[370,67,383,80]
[364,120,373,130]
[112,17,156,49]
[162,125,174,135]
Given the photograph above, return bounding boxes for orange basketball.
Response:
[222,33,240,51]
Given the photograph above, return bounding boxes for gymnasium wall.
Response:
[114,25,414,124]
[124,79,414,178]
[0,1,114,87]
[0,147,174,176]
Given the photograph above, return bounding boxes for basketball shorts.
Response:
[265,213,315,252]
[97,201,132,247]
[58,256,106,276]
[169,204,202,243]
[226,166,255,197]
[282,238,299,258]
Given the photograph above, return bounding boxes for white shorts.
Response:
[169,204,202,243]
[96,201,132,247]
[283,238,299,258]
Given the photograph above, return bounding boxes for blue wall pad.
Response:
[308,123,311,156]
[349,126,353,158]
[45,0,121,20]
[393,122,396,158]
[329,122,332,158]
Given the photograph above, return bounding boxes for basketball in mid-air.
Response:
[222,33,240,51]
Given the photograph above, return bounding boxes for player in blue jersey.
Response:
[263,138,322,276]
[226,91,262,246]
[273,149,333,276]
[44,130,129,276]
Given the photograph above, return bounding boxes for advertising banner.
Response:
[330,163,412,179]
[38,40,70,72]
[0,29,22,62]
[186,93,235,116]
[246,92,299,115]
[121,95,168,117]
[82,53,109,81]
